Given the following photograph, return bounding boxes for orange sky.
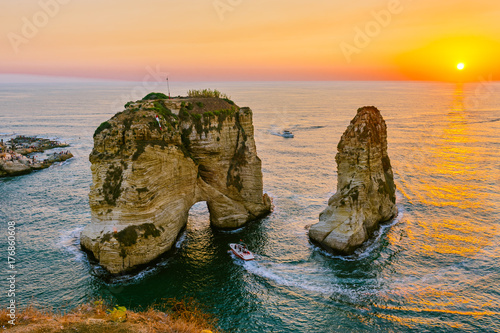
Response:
[1,0,499,81]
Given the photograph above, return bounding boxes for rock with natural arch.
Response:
[80,94,272,274]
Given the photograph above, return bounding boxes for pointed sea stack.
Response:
[81,93,271,274]
[309,106,397,254]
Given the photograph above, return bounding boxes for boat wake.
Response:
[295,125,327,130]
[238,259,378,302]
[224,193,406,302]
[268,125,295,137]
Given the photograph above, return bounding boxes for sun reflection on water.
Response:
[408,84,495,257]
[382,83,500,330]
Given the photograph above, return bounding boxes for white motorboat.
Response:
[281,130,294,138]
[229,242,255,260]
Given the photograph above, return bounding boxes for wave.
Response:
[0,132,16,137]
[470,117,500,124]
[88,251,172,285]
[57,226,85,262]
[217,226,246,234]
[175,231,187,248]
[45,157,74,170]
[98,258,172,286]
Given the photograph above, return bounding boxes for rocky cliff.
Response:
[309,106,397,254]
[80,94,272,273]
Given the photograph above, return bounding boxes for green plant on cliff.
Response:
[108,306,127,322]
[142,92,168,100]
[132,139,169,161]
[192,114,204,136]
[152,101,178,130]
[180,127,194,159]
[115,226,138,247]
[215,108,236,132]
[114,223,161,247]
[222,97,235,105]
[102,164,123,206]
[179,107,190,121]
[226,140,248,192]
[191,113,202,121]
[94,121,112,137]
[225,112,248,191]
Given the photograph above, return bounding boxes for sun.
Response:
[457,63,465,70]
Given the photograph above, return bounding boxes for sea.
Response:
[0,80,499,332]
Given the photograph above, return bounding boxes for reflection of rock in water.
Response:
[309,106,398,254]
[81,95,271,274]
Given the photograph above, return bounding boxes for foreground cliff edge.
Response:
[81,92,272,273]
[309,106,397,254]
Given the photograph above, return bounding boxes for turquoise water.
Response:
[0,81,499,332]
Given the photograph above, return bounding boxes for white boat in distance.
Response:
[229,242,255,260]
[281,130,294,138]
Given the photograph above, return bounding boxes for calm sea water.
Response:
[0,81,499,332]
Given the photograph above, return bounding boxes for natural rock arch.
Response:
[81,96,272,273]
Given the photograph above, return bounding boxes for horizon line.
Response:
[0,74,497,84]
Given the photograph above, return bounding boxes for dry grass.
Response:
[186,89,230,100]
[0,298,222,333]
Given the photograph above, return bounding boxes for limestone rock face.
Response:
[80,96,271,273]
[309,106,397,254]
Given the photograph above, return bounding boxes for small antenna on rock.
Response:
[166,76,171,99]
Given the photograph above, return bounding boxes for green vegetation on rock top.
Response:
[94,121,112,137]
[142,92,169,100]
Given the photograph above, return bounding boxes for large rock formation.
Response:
[309,106,397,254]
[81,94,272,273]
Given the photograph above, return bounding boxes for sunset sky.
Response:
[1,0,500,82]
